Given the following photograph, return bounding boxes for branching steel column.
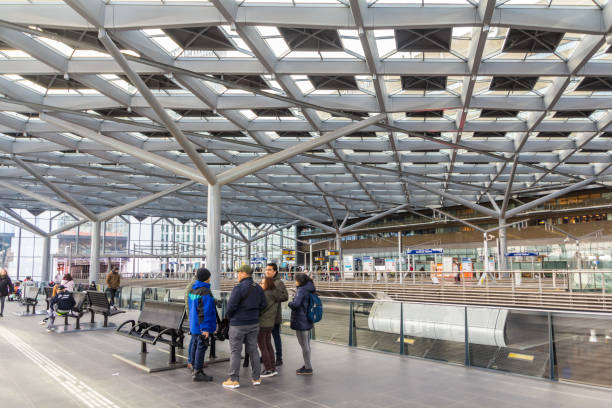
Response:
[90,220,101,283]
[207,183,221,290]
[0,180,88,219]
[498,218,508,271]
[341,204,409,234]
[12,156,97,221]
[42,235,51,284]
[98,29,217,186]
[505,178,596,218]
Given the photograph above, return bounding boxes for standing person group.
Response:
[0,268,14,317]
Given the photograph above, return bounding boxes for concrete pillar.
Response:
[41,235,51,283]
[90,220,101,283]
[206,184,221,291]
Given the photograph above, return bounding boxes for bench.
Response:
[22,286,40,314]
[58,292,88,330]
[44,287,54,310]
[86,291,125,327]
[116,301,186,364]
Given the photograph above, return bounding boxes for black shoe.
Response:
[296,367,313,375]
[193,370,213,382]
[276,358,283,366]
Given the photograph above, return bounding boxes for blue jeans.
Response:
[272,323,282,360]
[192,335,209,372]
[188,334,197,364]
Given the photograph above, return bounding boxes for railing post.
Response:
[548,312,555,380]
[348,301,355,347]
[464,306,470,367]
[399,302,405,355]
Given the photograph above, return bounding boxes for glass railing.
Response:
[90,284,612,390]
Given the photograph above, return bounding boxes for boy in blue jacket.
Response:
[188,268,217,382]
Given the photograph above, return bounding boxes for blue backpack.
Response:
[307,292,323,323]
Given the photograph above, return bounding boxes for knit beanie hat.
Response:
[196,267,211,282]
[237,264,253,275]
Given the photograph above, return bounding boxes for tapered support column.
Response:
[246,244,252,268]
[90,220,101,283]
[207,184,221,291]
[336,233,343,279]
[499,218,508,273]
[41,236,51,283]
[309,244,313,274]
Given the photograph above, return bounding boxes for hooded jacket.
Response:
[227,276,267,326]
[187,281,216,335]
[288,280,316,331]
[50,291,76,312]
[0,275,14,297]
[273,274,288,325]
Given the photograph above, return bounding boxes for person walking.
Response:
[105,267,120,309]
[258,276,280,377]
[265,263,288,366]
[184,269,198,370]
[187,267,216,382]
[222,265,267,389]
[0,268,14,317]
[289,273,316,375]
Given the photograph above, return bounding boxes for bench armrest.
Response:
[117,320,136,332]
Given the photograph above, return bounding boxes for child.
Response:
[46,285,76,332]
[187,268,216,382]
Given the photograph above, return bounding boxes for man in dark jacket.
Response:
[265,263,288,365]
[187,268,216,382]
[222,265,267,389]
[46,285,76,332]
[0,268,14,317]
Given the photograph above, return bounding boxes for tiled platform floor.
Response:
[0,300,610,408]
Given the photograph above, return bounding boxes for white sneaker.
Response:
[46,327,55,332]
[39,320,46,326]
[252,378,262,386]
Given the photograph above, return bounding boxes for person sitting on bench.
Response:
[187,267,216,382]
[46,285,75,332]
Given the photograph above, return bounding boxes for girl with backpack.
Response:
[288,273,317,375]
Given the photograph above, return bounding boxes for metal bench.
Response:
[58,292,89,330]
[44,287,54,310]
[22,286,40,314]
[115,301,186,370]
[86,291,125,327]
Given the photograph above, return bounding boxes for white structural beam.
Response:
[217,114,385,185]
[49,218,88,237]
[249,221,299,243]
[42,113,210,185]
[0,206,48,237]
[505,178,597,218]
[403,178,499,218]
[341,204,409,234]
[12,156,97,221]
[433,208,485,233]
[98,29,217,185]
[0,180,88,219]
[96,181,196,221]
[206,183,221,290]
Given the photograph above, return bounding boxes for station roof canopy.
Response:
[0,0,610,224]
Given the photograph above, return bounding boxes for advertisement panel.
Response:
[343,255,354,278]
[384,258,396,272]
[362,256,374,272]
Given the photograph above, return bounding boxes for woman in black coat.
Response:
[288,273,316,375]
[0,268,14,317]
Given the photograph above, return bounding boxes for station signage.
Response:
[282,249,296,255]
[285,256,296,261]
[406,248,444,255]
[251,257,267,262]
[327,250,339,256]
[315,257,326,261]
[506,252,539,257]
